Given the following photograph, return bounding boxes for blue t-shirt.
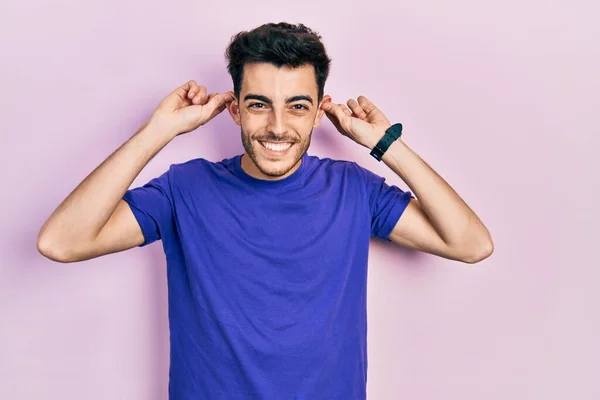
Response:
[123,151,412,399]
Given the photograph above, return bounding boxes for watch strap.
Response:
[370,123,403,161]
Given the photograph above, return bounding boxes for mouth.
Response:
[258,140,295,157]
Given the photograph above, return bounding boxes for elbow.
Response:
[37,233,76,263]
[463,239,494,264]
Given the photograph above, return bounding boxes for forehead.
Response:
[241,62,317,98]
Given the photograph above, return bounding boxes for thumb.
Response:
[203,91,235,120]
[322,102,352,130]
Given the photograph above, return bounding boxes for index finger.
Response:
[187,82,206,100]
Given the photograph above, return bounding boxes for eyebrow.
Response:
[243,94,314,105]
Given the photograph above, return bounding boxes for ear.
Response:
[313,94,332,128]
[226,96,241,126]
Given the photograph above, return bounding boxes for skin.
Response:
[37,62,493,264]
[226,62,331,181]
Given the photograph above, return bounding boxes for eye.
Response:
[249,103,265,109]
[293,104,309,110]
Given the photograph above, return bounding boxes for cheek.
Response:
[241,112,313,135]
[241,124,263,140]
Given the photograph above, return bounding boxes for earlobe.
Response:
[314,94,331,127]
[313,108,325,128]
[227,101,241,126]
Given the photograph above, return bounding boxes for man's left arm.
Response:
[320,95,494,264]
[366,134,494,264]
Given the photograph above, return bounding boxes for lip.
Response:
[258,141,294,157]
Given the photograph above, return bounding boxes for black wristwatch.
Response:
[370,123,403,161]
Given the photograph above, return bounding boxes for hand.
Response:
[151,80,235,136]
[320,96,392,149]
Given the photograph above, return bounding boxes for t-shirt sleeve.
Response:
[354,162,414,242]
[122,168,174,247]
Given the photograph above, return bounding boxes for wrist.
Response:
[136,116,177,146]
[146,113,179,141]
[363,127,388,150]
[368,123,403,161]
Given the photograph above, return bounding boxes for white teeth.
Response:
[260,141,292,151]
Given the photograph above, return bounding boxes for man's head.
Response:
[224,22,332,180]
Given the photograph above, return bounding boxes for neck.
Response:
[240,153,302,181]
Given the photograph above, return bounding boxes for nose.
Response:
[266,108,288,138]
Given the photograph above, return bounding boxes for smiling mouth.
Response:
[258,140,294,153]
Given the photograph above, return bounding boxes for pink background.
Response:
[1,0,598,399]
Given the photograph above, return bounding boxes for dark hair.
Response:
[225,22,332,102]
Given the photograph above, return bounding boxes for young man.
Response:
[38,22,493,399]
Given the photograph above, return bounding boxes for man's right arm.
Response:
[36,117,177,263]
[36,80,235,263]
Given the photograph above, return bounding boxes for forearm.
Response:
[377,137,493,254]
[38,116,176,248]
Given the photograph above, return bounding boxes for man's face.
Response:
[227,62,329,181]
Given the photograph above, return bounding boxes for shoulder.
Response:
[168,155,232,177]
[307,154,358,173]
[304,154,386,189]
[169,157,211,172]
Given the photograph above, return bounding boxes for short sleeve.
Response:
[354,162,414,242]
[122,168,174,247]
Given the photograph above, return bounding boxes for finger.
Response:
[205,92,236,120]
[173,80,197,101]
[322,102,351,130]
[357,95,378,115]
[214,91,235,106]
[192,86,207,105]
[198,91,216,106]
[339,104,352,116]
[187,80,199,99]
[322,101,345,118]
[347,99,367,120]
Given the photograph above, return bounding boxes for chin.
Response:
[253,141,304,177]
[256,151,299,177]
[240,127,310,178]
